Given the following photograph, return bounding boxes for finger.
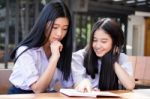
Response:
[75,85,82,92]
[86,85,91,93]
[85,88,90,93]
[75,85,79,91]
[79,87,84,93]
[59,45,63,52]
[78,87,85,93]
[54,41,63,52]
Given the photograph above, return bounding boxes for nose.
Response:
[56,28,62,38]
[95,42,101,49]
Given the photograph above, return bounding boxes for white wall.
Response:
[127,15,145,56]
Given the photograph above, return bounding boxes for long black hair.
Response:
[10,0,73,81]
[84,18,125,90]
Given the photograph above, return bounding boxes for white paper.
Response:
[60,89,120,97]
[133,89,150,97]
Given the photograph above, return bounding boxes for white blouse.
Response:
[71,49,133,89]
[9,46,73,91]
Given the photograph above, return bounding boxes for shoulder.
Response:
[16,46,28,57]
[118,53,130,66]
[72,49,86,58]
[17,46,28,53]
[16,46,41,57]
[118,53,129,64]
[118,53,129,62]
[118,53,133,75]
[73,49,86,55]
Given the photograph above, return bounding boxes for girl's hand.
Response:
[50,40,63,59]
[75,79,92,93]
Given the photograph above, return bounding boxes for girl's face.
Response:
[92,29,112,57]
[45,17,69,43]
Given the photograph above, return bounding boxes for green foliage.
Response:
[75,16,92,50]
[0,0,5,9]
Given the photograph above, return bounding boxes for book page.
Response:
[60,89,120,97]
[133,89,150,97]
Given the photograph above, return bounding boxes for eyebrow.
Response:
[101,38,108,40]
[53,24,69,26]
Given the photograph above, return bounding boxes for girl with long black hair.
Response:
[9,0,73,94]
[72,18,135,92]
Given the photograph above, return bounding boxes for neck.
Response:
[43,43,51,59]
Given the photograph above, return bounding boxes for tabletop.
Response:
[0,89,150,99]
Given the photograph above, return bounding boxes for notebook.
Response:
[60,89,120,98]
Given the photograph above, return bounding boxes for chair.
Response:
[0,69,12,94]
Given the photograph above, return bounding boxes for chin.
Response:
[96,53,104,57]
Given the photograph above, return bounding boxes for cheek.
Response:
[61,32,67,40]
[45,29,52,40]
[105,43,112,52]
[45,25,51,37]
[45,30,49,38]
[48,33,53,43]
[49,29,56,39]
[92,42,96,49]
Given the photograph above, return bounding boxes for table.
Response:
[0,90,150,99]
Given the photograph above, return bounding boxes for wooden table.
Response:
[0,90,149,99]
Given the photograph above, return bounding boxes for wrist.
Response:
[50,55,60,61]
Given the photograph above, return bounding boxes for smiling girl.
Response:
[71,18,135,92]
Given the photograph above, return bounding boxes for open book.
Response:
[60,89,120,98]
[133,89,150,97]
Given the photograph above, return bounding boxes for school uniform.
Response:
[9,46,73,94]
[71,49,133,89]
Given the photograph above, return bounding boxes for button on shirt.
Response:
[9,46,73,91]
[71,49,133,89]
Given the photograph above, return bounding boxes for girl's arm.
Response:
[31,41,62,93]
[114,62,135,90]
[72,49,92,93]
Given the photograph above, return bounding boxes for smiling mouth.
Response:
[95,49,101,52]
[95,50,103,54]
[96,52,102,54]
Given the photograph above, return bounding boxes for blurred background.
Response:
[0,0,150,69]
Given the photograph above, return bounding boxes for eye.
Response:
[53,26,58,29]
[63,28,68,31]
[63,26,68,31]
[101,40,107,43]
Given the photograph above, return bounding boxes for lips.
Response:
[95,51,102,55]
[95,49,101,52]
[94,49,104,54]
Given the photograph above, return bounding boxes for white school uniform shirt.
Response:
[71,49,133,89]
[9,46,73,91]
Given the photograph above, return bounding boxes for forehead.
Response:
[94,29,111,39]
[54,17,69,25]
